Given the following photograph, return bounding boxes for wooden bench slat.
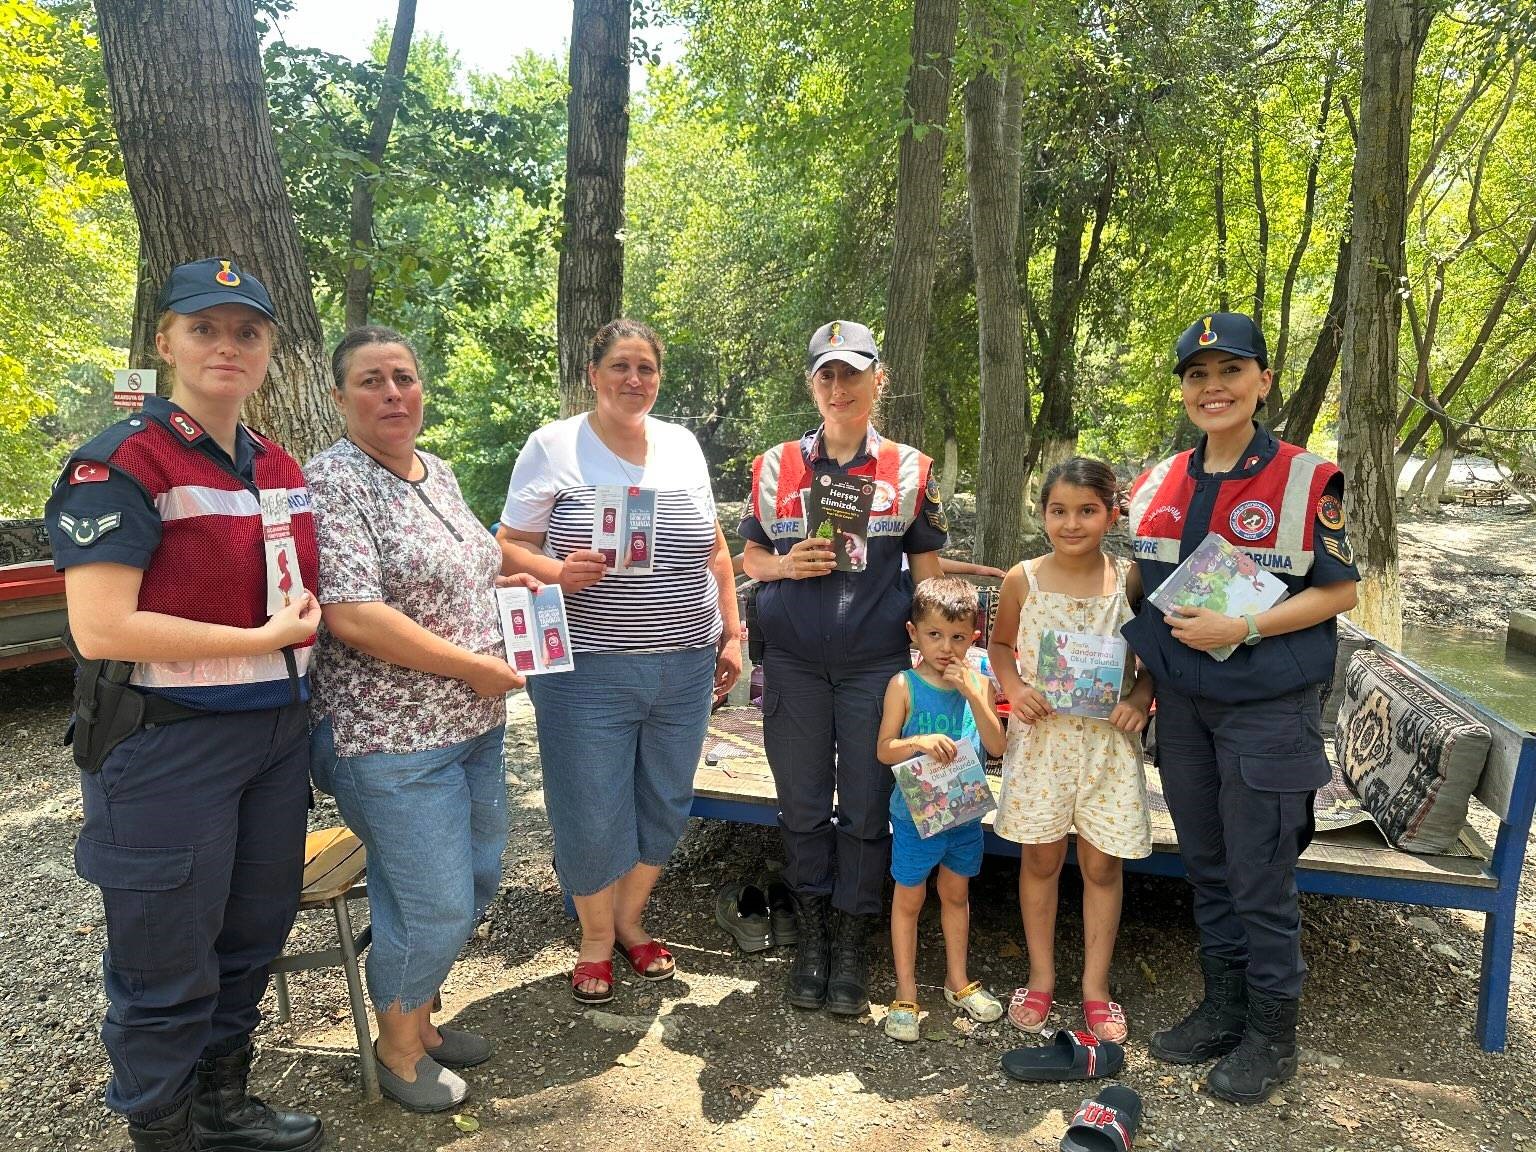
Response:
[301,828,366,905]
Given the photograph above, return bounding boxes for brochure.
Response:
[1147,531,1290,661]
[592,485,657,574]
[1036,630,1127,719]
[496,584,574,675]
[806,474,874,572]
[891,739,996,840]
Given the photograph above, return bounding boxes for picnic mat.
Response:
[701,706,1374,835]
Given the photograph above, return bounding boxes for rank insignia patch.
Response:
[169,413,202,442]
[1323,536,1354,566]
[58,512,122,546]
[1317,493,1345,531]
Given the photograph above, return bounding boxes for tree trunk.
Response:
[557,0,630,417]
[95,0,339,461]
[1249,98,1268,329]
[1271,62,1334,395]
[1420,430,1457,511]
[881,0,959,451]
[1337,0,1431,647]
[1275,234,1349,450]
[1214,154,1230,310]
[937,375,959,505]
[343,0,417,330]
[964,25,1030,570]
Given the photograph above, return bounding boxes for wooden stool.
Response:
[270,827,378,1099]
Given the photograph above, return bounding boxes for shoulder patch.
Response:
[57,512,123,547]
[1316,493,1345,531]
[1322,535,1354,566]
[69,462,110,485]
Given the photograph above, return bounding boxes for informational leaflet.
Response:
[496,585,575,675]
[593,485,657,574]
[805,474,874,572]
[891,739,996,840]
[1036,630,1127,719]
[1147,531,1290,661]
[259,487,304,616]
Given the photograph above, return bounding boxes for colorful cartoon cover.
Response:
[891,739,995,839]
[806,474,874,572]
[1036,630,1127,719]
[1147,531,1290,662]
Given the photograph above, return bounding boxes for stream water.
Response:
[1398,624,1536,732]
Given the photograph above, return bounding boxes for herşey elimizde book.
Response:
[1036,630,1128,719]
[891,739,995,839]
[1147,531,1290,662]
[805,473,874,572]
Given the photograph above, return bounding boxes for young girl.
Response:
[876,577,1009,1042]
[989,457,1154,1043]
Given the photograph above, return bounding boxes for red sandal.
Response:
[1083,999,1128,1042]
[1007,988,1053,1032]
[572,959,614,1004]
[616,939,675,981]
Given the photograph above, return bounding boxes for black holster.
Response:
[65,633,202,773]
[744,582,764,663]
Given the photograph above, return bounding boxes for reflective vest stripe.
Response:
[130,646,311,691]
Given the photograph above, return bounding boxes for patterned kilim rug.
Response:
[700,706,1375,835]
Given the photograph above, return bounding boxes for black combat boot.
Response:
[785,892,833,1009]
[191,1041,324,1152]
[128,1098,197,1152]
[824,910,876,1016]
[1148,954,1248,1064]
[1206,989,1300,1105]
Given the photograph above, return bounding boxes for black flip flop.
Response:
[1000,1029,1125,1083]
[1060,1084,1142,1151]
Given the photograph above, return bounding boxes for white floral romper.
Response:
[994,554,1152,859]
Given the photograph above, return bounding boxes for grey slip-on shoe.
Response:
[375,1048,469,1113]
[426,1025,492,1069]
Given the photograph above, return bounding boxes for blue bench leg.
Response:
[1476,902,1514,1053]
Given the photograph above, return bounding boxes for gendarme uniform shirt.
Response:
[739,425,946,664]
[1121,423,1360,703]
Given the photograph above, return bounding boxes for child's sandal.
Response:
[884,1001,921,1043]
[1007,987,1054,1032]
[1083,1000,1128,1042]
[944,980,1003,1023]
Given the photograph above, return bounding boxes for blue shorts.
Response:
[890,813,985,887]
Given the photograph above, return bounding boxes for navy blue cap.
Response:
[156,258,277,322]
[1173,311,1268,375]
[807,320,879,374]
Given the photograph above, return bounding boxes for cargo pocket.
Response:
[761,688,782,719]
[1237,751,1325,866]
[75,837,198,975]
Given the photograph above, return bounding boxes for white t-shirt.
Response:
[500,413,722,652]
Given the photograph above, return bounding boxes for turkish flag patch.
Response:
[69,462,109,485]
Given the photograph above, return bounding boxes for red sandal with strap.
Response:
[616,939,675,981]
[572,959,614,1004]
[1007,987,1054,1032]
[1083,999,1128,1042]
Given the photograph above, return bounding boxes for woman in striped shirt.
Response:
[497,319,742,1004]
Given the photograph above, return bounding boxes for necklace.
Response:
[589,411,649,485]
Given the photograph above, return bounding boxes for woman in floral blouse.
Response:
[306,326,533,1114]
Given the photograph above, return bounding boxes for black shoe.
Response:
[762,873,798,946]
[715,879,773,952]
[1149,954,1248,1065]
[825,910,876,1016]
[785,892,832,1009]
[192,1041,324,1152]
[1206,989,1300,1105]
[128,1098,197,1152]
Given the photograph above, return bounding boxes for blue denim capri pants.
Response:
[311,719,509,1013]
[527,646,715,897]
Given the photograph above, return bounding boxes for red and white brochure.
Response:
[496,585,574,675]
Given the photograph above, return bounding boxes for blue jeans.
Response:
[311,719,509,1012]
[527,646,715,897]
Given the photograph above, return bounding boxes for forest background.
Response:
[2,0,1533,644]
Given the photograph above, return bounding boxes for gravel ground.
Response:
[3,508,1535,1152]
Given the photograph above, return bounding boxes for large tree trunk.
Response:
[557,0,630,416]
[964,26,1030,570]
[880,0,959,451]
[343,0,417,330]
[96,0,338,461]
[1337,0,1431,647]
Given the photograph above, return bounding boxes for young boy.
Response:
[876,576,1009,1041]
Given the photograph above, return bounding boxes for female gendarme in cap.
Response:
[736,319,948,1017]
[45,258,326,1151]
[1119,309,1360,1106]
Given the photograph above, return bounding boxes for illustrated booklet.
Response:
[1036,630,1127,719]
[1146,531,1289,661]
[805,474,874,572]
[890,739,996,839]
[496,584,575,674]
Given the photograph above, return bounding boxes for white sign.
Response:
[112,368,156,410]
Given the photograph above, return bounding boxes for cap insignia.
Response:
[215,260,241,287]
[1197,316,1218,347]
[828,322,843,347]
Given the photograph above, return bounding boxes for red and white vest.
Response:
[750,437,931,546]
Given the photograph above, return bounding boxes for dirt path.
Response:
[3,510,1535,1152]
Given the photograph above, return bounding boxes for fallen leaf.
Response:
[451,1114,479,1133]
[1347,938,1362,954]
[615,1053,641,1067]
[952,1017,978,1036]
[1138,959,1157,985]
[1328,1112,1361,1132]
[75,925,95,936]
[997,938,1023,959]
